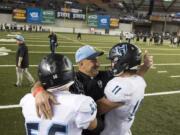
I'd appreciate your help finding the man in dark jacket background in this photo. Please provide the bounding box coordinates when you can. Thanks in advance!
[48,31,58,53]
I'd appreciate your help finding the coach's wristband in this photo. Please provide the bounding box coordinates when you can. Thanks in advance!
[33,86,44,97]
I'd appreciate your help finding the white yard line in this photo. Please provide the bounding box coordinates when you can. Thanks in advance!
[5,50,180,56]
[0,104,20,109]
[157,71,168,73]
[151,54,180,55]
[0,65,38,67]
[141,48,180,51]
[0,44,83,48]
[9,51,76,54]
[1,90,180,109]
[170,75,180,78]
[1,63,180,67]
[144,90,180,96]
[60,35,85,45]
[0,64,94,67]
[0,41,115,45]
[2,43,180,50]
[154,63,180,66]
[47,35,106,52]
[2,44,180,53]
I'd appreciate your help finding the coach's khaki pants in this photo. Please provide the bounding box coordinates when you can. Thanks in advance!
[16,67,35,86]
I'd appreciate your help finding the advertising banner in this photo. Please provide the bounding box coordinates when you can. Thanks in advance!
[56,11,85,20]
[176,12,180,17]
[72,13,85,20]
[110,18,119,28]
[60,8,83,13]
[12,9,26,21]
[87,15,98,27]
[172,18,180,22]
[150,15,164,21]
[56,11,71,19]
[71,8,83,13]
[98,15,110,29]
[150,15,172,22]
[26,8,42,23]
[42,10,55,24]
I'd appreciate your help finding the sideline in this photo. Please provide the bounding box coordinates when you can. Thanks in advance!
[1,63,180,67]
[1,90,180,109]
[3,50,180,56]
[1,43,180,50]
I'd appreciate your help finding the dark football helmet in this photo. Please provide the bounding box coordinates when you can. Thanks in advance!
[108,42,142,76]
[38,54,74,89]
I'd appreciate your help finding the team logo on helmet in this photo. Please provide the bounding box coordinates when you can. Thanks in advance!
[110,44,128,59]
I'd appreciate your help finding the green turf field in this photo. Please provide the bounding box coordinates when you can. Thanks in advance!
[0,31,180,135]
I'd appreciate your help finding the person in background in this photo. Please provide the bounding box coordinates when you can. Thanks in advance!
[23,24,26,31]
[172,36,178,48]
[20,54,97,135]
[77,32,82,40]
[149,34,153,46]
[178,36,180,47]
[48,31,58,54]
[143,35,147,42]
[160,34,164,45]
[0,24,3,31]
[14,35,35,87]
[119,31,123,43]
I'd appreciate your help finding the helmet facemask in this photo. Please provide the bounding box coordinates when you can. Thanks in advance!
[110,56,129,76]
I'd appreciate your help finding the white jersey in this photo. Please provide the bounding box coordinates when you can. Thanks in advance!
[20,91,97,135]
[101,75,146,135]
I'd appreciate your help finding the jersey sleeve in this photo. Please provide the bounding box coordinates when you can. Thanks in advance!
[75,96,97,129]
[104,80,132,103]
[19,93,32,107]
[20,93,38,121]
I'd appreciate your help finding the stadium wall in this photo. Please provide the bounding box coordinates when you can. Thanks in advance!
[0,13,12,23]
[165,23,180,33]
[0,13,127,35]
[119,23,133,32]
[151,22,180,33]
[55,19,88,28]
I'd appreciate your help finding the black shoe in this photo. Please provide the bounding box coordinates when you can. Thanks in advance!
[14,84,21,87]
[29,83,34,87]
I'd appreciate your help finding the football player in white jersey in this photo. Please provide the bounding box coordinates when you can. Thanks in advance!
[20,54,97,135]
[101,43,147,135]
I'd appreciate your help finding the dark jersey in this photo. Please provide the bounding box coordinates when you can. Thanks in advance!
[16,43,29,68]
[69,71,113,135]
[48,34,57,43]
[70,71,113,102]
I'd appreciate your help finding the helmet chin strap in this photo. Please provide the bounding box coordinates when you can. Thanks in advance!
[112,63,128,76]
[129,65,139,70]
[113,71,124,76]
[47,81,74,92]
[113,65,139,77]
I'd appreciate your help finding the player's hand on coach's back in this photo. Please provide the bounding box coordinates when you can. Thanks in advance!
[31,81,59,119]
[35,90,58,119]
